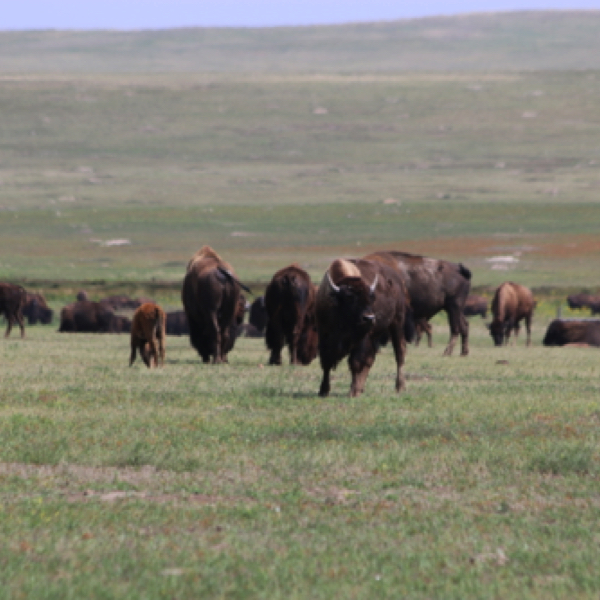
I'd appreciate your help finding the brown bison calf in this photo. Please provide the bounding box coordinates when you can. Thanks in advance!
[129,302,166,368]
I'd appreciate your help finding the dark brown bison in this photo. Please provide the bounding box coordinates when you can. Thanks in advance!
[363,251,471,356]
[489,282,535,346]
[165,310,189,336]
[248,296,267,335]
[182,246,248,364]
[567,293,600,314]
[316,258,414,397]
[543,319,600,347]
[130,302,166,368]
[463,294,488,318]
[22,292,54,325]
[0,283,27,338]
[76,290,89,302]
[414,319,433,348]
[58,300,127,333]
[264,264,318,366]
[224,293,247,355]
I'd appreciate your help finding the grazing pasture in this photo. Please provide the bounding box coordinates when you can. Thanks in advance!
[1,321,600,597]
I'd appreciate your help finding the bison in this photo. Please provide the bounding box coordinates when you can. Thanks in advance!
[463,294,488,318]
[316,258,414,397]
[182,246,248,364]
[264,264,318,366]
[363,251,471,356]
[567,293,600,315]
[0,283,27,338]
[543,319,600,347]
[58,300,127,333]
[165,310,189,336]
[23,292,54,325]
[488,282,535,346]
[130,302,166,368]
[99,294,150,311]
[248,296,267,335]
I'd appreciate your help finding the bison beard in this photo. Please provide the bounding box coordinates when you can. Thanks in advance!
[316,259,414,398]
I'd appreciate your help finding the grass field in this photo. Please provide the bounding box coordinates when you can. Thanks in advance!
[2,11,600,597]
[2,320,600,598]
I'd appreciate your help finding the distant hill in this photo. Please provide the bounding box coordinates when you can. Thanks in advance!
[1,11,600,73]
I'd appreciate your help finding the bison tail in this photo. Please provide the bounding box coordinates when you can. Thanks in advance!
[404,306,417,344]
[459,264,472,280]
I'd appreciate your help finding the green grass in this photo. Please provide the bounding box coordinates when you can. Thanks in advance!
[1,321,600,597]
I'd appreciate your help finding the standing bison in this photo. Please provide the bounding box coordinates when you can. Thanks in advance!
[363,251,471,356]
[488,282,535,346]
[0,283,27,338]
[130,302,166,368]
[316,258,414,397]
[182,246,248,364]
[264,264,318,365]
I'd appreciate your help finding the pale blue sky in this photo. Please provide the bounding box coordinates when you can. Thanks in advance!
[3,1,600,29]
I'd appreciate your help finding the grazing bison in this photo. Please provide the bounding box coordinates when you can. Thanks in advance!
[248,296,267,335]
[0,283,27,338]
[316,258,414,397]
[182,246,247,364]
[264,264,318,366]
[543,319,600,347]
[363,251,471,356]
[488,282,535,346]
[58,300,126,333]
[567,293,600,315]
[414,319,433,348]
[130,302,166,368]
[165,310,189,336]
[464,294,488,318]
[22,292,54,325]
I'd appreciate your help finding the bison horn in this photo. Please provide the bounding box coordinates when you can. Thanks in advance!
[369,274,378,293]
[326,271,340,293]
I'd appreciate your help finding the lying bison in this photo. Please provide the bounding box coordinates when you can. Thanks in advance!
[567,293,600,315]
[23,292,54,325]
[182,246,249,364]
[489,282,535,346]
[165,310,189,336]
[464,294,488,318]
[130,302,166,368]
[0,282,27,338]
[363,251,471,356]
[265,264,318,366]
[316,258,414,397]
[58,300,129,333]
[543,319,600,347]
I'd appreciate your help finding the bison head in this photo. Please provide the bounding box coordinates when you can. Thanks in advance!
[326,271,378,335]
[488,321,506,346]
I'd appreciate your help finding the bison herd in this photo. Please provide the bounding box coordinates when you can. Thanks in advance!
[2,245,600,395]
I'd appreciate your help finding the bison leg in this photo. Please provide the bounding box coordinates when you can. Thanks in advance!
[390,324,407,392]
[348,339,376,397]
[129,339,137,366]
[265,320,283,365]
[444,306,469,356]
[147,337,159,368]
[319,364,332,397]
[525,314,532,347]
[16,312,25,338]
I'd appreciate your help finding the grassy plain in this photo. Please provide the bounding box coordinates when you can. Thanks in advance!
[1,321,600,598]
[1,70,600,288]
[2,12,600,598]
